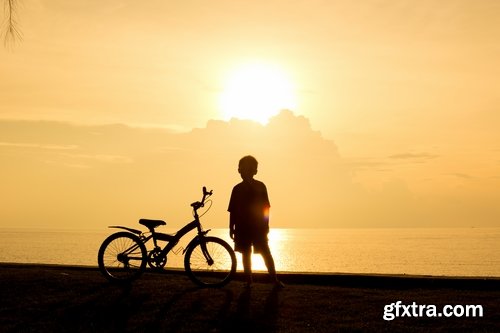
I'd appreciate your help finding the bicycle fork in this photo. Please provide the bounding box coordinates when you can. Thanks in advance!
[185,233,214,266]
[200,239,214,266]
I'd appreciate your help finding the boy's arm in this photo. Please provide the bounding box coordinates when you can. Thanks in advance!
[264,206,270,234]
[229,213,236,240]
[262,183,271,233]
[228,187,236,239]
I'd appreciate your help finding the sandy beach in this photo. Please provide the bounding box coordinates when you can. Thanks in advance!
[1,263,499,332]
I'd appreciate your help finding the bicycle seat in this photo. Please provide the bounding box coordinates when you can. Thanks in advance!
[139,219,166,229]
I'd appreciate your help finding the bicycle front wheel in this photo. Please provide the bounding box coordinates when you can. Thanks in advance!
[98,232,147,283]
[184,236,236,287]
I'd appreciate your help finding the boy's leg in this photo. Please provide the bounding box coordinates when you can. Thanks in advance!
[241,248,253,285]
[261,246,285,288]
[261,246,277,279]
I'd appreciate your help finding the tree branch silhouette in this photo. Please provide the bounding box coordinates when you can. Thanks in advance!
[2,0,22,48]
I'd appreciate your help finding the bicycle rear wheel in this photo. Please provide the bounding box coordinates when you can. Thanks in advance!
[184,236,236,287]
[98,232,147,282]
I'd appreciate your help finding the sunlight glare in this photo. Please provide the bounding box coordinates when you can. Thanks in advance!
[220,63,297,124]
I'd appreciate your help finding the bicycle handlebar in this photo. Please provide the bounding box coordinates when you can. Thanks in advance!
[191,186,213,210]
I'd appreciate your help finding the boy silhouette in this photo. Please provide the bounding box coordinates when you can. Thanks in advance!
[228,155,284,288]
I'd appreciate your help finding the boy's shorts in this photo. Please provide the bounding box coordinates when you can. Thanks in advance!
[234,232,269,254]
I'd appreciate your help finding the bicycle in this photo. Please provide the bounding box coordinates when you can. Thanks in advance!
[97,187,237,287]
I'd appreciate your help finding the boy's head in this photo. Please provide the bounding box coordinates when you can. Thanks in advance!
[238,155,258,180]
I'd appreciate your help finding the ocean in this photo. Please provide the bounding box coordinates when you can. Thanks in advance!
[0,227,499,277]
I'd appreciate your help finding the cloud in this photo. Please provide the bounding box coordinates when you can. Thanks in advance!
[346,151,440,174]
[0,112,351,229]
[446,173,474,179]
[1,111,499,229]
[388,152,439,160]
[0,142,78,150]
[61,153,133,164]
[345,158,390,172]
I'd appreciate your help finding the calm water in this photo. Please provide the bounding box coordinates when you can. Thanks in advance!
[0,228,499,277]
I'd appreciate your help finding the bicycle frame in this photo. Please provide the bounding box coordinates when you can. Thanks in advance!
[156,219,205,259]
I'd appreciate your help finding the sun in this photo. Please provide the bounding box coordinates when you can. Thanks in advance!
[220,63,297,124]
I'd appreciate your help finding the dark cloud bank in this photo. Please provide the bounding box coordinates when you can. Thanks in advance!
[1,111,498,229]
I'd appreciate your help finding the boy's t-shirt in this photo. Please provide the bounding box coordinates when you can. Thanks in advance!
[228,179,270,238]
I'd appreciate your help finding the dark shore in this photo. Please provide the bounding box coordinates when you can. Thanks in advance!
[1,263,499,332]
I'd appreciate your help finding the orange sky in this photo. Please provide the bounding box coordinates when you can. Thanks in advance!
[1,1,499,229]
